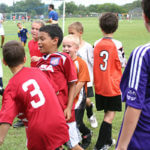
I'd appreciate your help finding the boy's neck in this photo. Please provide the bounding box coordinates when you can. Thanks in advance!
[10,64,24,75]
[103,32,113,38]
[72,55,77,61]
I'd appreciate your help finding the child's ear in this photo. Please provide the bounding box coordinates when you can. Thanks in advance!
[24,56,27,63]
[53,37,59,44]
[2,59,7,66]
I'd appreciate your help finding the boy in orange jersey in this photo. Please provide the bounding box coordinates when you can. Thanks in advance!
[93,12,126,150]
[63,34,92,149]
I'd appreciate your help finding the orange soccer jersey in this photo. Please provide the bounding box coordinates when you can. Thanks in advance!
[73,56,90,109]
[94,38,122,97]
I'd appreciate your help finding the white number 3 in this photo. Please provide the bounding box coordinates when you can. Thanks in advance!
[22,79,45,108]
[100,51,109,71]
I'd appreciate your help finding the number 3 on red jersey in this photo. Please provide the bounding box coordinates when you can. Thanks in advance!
[100,50,109,71]
[22,79,45,108]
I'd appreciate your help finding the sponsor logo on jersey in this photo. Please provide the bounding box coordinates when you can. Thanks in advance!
[50,57,60,66]
[39,64,54,72]
[127,89,137,101]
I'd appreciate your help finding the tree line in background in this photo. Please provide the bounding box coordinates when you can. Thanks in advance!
[0,0,141,18]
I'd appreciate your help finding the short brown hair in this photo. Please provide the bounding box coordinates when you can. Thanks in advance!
[3,40,25,67]
[99,12,118,34]
[68,22,84,33]
[142,0,150,21]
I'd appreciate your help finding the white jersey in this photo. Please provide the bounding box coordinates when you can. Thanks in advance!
[0,13,4,35]
[77,41,94,87]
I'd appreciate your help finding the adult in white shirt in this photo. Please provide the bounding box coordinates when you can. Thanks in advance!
[0,13,5,48]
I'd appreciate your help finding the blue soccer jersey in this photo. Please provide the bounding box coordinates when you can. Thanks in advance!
[48,10,58,21]
[118,43,150,149]
[18,28,28,42]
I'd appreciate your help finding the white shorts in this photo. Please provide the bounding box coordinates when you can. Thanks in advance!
[66,121,82,149]
[0,25,4,35]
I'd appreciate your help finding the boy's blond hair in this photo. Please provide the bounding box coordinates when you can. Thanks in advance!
[63,34,80,48]
[32,20,45,27]
[68,22,83,33]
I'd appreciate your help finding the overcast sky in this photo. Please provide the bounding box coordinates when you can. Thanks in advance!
[0,0,138,7]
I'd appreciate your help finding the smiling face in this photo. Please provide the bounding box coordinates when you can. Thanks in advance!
[62,39,78,60]
[38,31,58,54]
[31,22,42,41]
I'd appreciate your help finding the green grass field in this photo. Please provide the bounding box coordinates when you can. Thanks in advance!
[0,18,149,150]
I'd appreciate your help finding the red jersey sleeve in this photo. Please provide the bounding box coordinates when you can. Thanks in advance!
[0,85,18,125]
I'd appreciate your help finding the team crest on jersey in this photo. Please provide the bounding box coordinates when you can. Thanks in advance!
[50,57,60,66]
[127,89,137,101]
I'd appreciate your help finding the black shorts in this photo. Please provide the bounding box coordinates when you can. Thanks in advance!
[95,94,122,112]
[87,87,94,97]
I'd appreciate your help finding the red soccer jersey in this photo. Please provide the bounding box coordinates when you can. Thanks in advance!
[37,52,77,122]
[94,38,122,97]
[28,40,44,67]
[0,67,69,150]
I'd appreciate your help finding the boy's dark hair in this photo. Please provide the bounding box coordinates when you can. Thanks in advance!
[142,0,150,21]
[39,25,63,48]
[99,12,118,34]
[3,40,25,67]
[49,4,54,9]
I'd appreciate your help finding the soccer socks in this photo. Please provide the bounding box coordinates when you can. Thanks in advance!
[86,103,93,118]
[95,121,112,149]
[0,78,4,96]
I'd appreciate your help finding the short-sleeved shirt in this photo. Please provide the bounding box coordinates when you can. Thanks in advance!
[36,52,77,122]
[117,43,150,149]
[0,67,69,150]
[48,10,58,21]
[73,56,90,109]
[0,13,4,35]
[77,42,94,87]
[18,27,28,41]
[28,40,44,67]
[93,37,125,97]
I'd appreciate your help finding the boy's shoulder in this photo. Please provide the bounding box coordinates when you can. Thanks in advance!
[94,38,122,49]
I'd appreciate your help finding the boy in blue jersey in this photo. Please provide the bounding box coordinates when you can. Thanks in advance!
[116,0,150,150]
[17,22,29,47]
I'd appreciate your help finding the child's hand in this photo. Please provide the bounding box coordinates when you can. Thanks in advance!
[31,56,41,62]
[64,107,72,121]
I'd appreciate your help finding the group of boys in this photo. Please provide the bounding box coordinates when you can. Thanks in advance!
[0,0,150,150]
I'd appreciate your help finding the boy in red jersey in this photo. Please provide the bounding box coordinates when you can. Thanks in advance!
[13,21,46,128]
[37,25,80,149]
[0,40,69,150]
[93,12,126,150]
[28,20,45,67]
[63,34,92,149]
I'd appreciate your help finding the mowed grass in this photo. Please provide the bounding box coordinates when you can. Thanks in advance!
[0,18,149,150]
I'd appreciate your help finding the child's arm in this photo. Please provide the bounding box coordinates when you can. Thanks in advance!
[116,106,141,150]
[74,81,85,98]
[64,82,76,121]
[0,123,10,146]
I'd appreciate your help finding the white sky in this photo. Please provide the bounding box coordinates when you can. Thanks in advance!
[0,0,137,7]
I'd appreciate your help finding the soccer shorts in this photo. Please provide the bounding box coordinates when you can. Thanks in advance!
[0,26,4,35]
[21,39,27,44]
[66,121,82,149]
[95,94,122,111]
[87,86,94,97]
